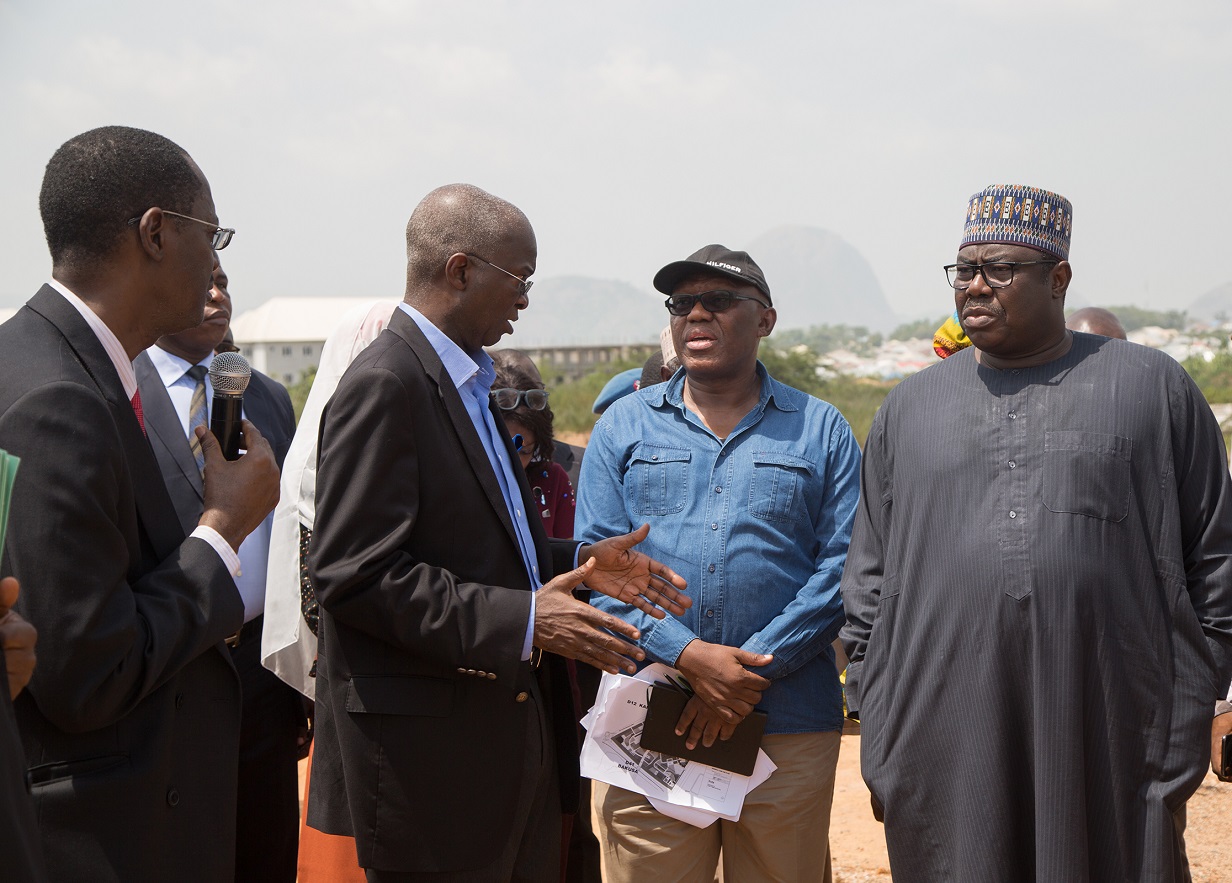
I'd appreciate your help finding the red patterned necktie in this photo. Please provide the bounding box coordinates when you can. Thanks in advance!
[131,389,147,436]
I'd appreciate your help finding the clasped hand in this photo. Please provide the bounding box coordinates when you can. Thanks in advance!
[673,639,772,749]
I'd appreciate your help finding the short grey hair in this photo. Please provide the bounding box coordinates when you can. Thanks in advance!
[405,183,529,285]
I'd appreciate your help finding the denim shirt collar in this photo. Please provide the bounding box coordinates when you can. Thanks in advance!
[651,361,800,423]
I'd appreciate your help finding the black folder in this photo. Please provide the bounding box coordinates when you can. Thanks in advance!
[639,685,767,776]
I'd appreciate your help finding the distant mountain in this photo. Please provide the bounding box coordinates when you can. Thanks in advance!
[508,275,664,347]
[1188,281,1232,322]
[748,226,899,332]
[510,227,898,346]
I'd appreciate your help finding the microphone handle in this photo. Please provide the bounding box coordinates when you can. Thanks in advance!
[211,394,244,461]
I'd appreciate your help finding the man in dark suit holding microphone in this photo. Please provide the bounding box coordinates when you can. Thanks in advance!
[136,257,303,882]
[0,125,280,881]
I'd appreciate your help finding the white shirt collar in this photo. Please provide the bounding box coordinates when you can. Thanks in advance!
[47,278,138,400]
[147,344,213,389]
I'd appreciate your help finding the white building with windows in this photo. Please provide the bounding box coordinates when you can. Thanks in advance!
[229,297,374,385]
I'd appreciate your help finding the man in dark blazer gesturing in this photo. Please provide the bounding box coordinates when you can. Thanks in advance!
[307,183,690,882]
[136,257,303,883]
[0,126,280,881]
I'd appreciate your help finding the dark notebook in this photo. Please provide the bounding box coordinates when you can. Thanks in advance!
[640,684,767,776]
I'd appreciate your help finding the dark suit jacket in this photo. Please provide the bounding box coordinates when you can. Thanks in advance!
[0,672,46,882]
[135,350,301,883]
[0,286,245,882]
[307,308,579,874]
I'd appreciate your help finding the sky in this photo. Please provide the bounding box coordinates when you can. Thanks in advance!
[1,0,1228,324]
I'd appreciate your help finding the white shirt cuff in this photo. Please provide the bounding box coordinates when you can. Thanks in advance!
[522,592,536,661]
[190,526,260,622]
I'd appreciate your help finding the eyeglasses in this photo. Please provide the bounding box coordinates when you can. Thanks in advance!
[128,210,235,250]
[467,254,533,297]
[490,388,549,410]
[664,290,769,316]
[943,260,1057,290]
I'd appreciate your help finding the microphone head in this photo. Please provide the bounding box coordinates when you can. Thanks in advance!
[209,351,252,396]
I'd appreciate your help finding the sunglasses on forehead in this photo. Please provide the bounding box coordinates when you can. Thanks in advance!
[490,388,549,411]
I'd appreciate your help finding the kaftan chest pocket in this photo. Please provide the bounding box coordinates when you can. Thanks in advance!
[627,445,691,516]
[1043,430,1131,522]
[749,452,815,522]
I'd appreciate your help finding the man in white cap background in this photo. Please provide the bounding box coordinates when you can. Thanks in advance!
[841,185,1232,881]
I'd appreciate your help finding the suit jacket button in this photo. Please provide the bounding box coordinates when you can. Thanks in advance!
[487,673,497,680]
[456,668,466,674]
[515,691,529,703]
[167,788,180,807]
[467,669,477,676]
[476,670,487,678]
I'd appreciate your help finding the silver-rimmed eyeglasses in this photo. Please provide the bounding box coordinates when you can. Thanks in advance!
[467,254,533,297]
[128,210,235,250]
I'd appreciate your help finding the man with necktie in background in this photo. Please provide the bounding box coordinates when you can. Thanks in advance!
[136,257,302,882]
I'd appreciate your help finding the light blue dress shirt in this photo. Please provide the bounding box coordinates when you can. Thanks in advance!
[577,364,862,734]
[398,304,541,657]
[146,345,270,622]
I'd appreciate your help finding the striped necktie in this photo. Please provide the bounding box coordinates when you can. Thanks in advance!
[186,364,209,475]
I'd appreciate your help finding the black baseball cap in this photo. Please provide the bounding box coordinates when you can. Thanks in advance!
[652,244,772,305]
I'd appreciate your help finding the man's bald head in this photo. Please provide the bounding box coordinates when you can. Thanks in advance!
[405,184,532,288]
[1066,307,1127,340]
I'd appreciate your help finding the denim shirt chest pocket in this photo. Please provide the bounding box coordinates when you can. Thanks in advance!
[1043,430,1132,522]
[627,444,692,516]
[748,451,815,522]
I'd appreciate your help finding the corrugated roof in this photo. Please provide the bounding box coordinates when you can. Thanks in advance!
[230,297,380,344]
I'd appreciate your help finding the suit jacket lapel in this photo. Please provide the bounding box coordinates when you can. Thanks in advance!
[134,352,206,513]
[388,311,522,553]
[26,287,189,563]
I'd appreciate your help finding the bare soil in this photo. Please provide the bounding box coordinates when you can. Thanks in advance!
[830,735,1232,882]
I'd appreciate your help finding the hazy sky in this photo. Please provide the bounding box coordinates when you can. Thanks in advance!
[1,0,1227,323]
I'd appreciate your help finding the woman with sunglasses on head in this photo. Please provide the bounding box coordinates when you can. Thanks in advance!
[492,363,575,539]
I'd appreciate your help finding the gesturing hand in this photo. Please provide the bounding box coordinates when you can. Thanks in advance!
[675,639,772,725]
[581,524,690,620]
[535,559,647,675]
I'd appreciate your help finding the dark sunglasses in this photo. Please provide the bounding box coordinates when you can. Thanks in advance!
[665,290,769,316]
[490,388,549,411]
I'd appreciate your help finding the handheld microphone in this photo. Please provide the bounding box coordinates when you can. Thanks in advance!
[208,352,252,460]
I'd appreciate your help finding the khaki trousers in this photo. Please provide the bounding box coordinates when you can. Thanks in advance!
[592,730,841,883]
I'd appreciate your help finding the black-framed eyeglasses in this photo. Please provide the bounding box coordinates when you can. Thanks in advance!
[467,254,533,297]
[943,260,1057,290]
[491,388,549,411]
[664,290,769,316]
[127,210,235,250]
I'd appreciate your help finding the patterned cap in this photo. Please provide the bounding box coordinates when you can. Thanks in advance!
[960,184,1072,260]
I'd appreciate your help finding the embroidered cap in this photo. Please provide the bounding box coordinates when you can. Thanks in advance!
[653,244,772,305]
[960,184,1073,260]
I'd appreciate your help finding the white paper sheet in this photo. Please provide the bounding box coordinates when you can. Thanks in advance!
[580,665,776,828]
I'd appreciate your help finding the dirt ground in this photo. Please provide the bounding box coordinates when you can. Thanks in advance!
[829,735,1232,882]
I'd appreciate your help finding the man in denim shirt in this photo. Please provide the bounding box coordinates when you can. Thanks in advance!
[577,244,862,882]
